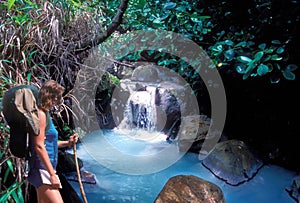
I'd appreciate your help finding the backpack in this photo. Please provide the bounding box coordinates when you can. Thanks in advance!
[2,85,50,159]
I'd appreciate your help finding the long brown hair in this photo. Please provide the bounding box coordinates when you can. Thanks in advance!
[38,80,65,111]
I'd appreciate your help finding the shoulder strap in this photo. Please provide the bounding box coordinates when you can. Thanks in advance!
[45,111,51,132]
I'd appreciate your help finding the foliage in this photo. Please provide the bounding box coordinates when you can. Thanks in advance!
[0,75,26,203]
[116,0,299,84]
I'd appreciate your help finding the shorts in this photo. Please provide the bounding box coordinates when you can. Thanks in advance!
[27,168,62,189]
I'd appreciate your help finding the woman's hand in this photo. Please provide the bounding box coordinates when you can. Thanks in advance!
[58,132,79,148]
[68,133,79,147]
[50,174,61,189]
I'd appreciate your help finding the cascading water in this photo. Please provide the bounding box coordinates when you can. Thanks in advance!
[124,86,157,131]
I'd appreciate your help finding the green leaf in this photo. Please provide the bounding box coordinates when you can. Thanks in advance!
[7,0,16,10]
[163,2,176,10]
[176,6,187,12]
[153,18,162,24]
[285,64,298,72]
[237,56,252,63]
[27,73,32,84]
[29,49,38,59]
[282,70,296,80]
[191,12,200,22]
[235,41,247,47]
[17,186,25,203]
[271,54,282,61]
[199,16,211,19]
[265,48,274,54]
[243,63,256,79]
[224,49,234,60]
[11,190,19,203]
[276,47,284,54]
[224,40,234,46]
[0,76,11,84]
[262,55,271,62]
[4,159,14,183]
[0,182,24,203]
[254,51,264,61]
[258,43,266,50]
[275,63,281,70]
[257,64,269,76]
[236,64,247,74]
[247,41,255,46]
[0,59,12,64]
[212,44,223,52]
[271,40,281,45]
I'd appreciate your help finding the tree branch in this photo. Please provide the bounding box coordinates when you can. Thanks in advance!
[75,0,129,54]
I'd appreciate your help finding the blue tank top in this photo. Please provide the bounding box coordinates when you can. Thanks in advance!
[30,117,58,170]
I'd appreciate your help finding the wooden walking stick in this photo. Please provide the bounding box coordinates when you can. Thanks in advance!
[73,138,88,203]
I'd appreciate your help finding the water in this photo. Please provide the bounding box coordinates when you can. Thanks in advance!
[67,129,296,203]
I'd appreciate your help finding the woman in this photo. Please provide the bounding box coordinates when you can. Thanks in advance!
[27,80,78,203]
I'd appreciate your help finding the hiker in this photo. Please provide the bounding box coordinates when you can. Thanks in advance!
[27,80,78,203]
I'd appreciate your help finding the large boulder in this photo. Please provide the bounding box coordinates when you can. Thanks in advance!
[202,139,263,186]
[155,175,226,203]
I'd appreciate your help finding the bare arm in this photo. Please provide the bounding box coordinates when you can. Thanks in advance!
[58,133,78,148]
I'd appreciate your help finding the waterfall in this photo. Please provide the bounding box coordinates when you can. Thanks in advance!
[123,86,157,131]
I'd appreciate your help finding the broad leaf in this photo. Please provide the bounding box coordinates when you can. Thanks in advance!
[285,64,298,72]
[258,43,266,50]
[276,47,284,54]
[271,54,282,61]
[282,70,296,80]
[257,64,269,76]
[271,40,281,44]
[163,2,176,10]
[237,56,252,63]
[254,51,264,61]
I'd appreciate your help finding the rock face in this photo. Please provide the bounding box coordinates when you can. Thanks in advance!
[286,175,300,202]
[155,175,226,203]
[202,139,263,186]
[178,115,211,152]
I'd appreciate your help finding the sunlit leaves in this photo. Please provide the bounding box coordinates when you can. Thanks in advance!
[237,56,252,63]
[163,2,176,10]
[7,0,16,10]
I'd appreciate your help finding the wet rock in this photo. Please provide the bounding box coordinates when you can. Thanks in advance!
[286,175,300,202]
[57,151,83,173]
[155,175,226,203]
[178,115,211,152]
[131,65,159,82]
[202,139,263,186]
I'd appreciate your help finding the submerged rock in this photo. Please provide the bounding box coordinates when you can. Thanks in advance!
[202,139,263,186]
[155,175,226,203]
